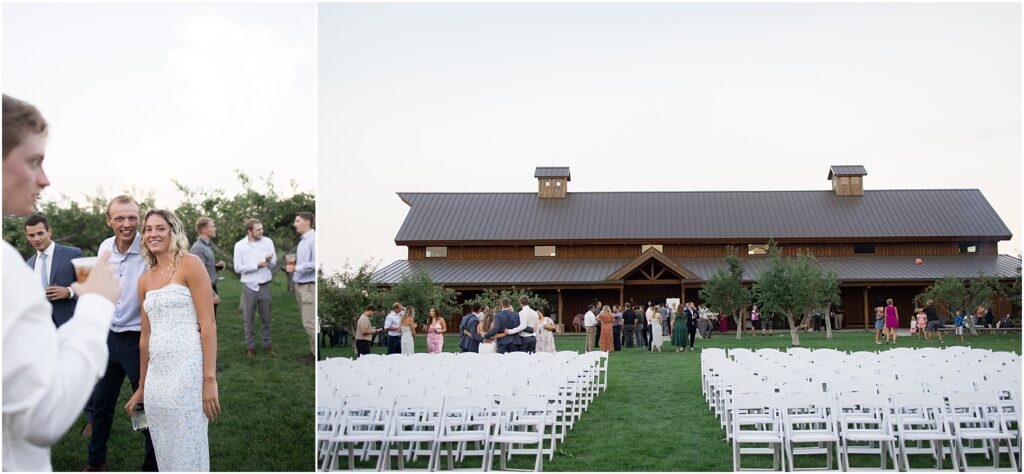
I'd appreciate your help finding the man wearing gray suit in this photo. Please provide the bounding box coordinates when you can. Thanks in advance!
[484,298,523,353]
[24,214,82,328]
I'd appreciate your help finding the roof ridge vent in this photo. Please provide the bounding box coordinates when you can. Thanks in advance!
[828,165,866,197]
[535,166,570,199]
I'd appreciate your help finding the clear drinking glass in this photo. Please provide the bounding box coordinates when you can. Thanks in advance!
[130,403,149,432]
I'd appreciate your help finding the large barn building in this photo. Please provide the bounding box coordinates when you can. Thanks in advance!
[375,166,1020,330]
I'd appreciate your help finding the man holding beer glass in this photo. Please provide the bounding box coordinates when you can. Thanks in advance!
[2,94,124,471]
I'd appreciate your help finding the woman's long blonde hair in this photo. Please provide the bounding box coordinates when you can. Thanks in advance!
[141,209,191,278]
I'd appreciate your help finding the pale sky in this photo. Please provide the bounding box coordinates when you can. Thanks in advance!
[3,3,316,208]
[319,3,1022,275]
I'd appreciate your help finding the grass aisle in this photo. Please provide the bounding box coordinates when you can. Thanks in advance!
[322,329,1021,471]
[51,272,314,472]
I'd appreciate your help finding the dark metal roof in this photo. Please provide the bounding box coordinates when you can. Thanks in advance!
[534,167,571,179]
[828,165,868,179]
[373,254,1022,285]
[373,258,626,286]
[394,190,1012,243]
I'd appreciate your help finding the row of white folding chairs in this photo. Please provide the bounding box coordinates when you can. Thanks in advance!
[318,393,560,471]
[709,363,1022,470]
[731,389,1020,471]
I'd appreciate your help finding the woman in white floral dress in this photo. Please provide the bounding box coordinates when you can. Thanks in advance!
[126,210,220,471]
[535,311,557,353]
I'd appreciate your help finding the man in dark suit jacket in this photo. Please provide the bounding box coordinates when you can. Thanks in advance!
[484,298,522,353]
[24,214,82,327]
[459,303,484,352]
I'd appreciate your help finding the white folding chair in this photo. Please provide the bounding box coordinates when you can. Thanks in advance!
[835,391,898,471]
[323,394,394,471]
[780,392,841,471]
[731,393,786,471]
[379,395,446,470]
[891,392,959,471]
[947,391,1020,471]
[432,395,493,471]
[486,396,547,472]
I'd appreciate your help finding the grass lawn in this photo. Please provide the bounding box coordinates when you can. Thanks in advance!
[322,329,1022,471]
[51,272,314,472]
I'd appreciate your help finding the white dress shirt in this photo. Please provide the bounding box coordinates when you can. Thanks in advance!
[233,236,277,292]
[584,310,597,327]
[646,307,655,324]
[508,305,538,338]
[33,241,55,285]
[3,241,115,472]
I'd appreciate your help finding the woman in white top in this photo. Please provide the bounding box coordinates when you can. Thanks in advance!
[650,311,664,352]
[400,307,416,355]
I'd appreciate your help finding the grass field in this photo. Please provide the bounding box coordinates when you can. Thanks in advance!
[322,329,1022,471]
[51,272,314,472]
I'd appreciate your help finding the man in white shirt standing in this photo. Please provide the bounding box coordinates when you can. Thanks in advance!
[583,304,597,353]
[2,94,123,471]
[507,295,538,353]
[234,218,277,357]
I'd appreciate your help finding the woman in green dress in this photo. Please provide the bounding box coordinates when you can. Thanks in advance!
[671,304,687,352]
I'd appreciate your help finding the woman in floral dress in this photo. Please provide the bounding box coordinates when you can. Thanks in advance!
[535,310,557,353]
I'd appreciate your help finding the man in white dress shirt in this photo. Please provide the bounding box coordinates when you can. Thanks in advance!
[506,295,538,353]
[583,304,597,353]
[2,94,123,471]
[234,218,277,357]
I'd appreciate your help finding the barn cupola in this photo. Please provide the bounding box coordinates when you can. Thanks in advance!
[535,167,571,198]
[828,165,867,197]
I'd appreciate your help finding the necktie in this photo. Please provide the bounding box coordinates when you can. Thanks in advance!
[39,253,49,287]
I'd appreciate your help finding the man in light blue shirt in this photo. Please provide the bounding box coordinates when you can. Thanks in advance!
[85,195,157,471]
[292,212,316,362]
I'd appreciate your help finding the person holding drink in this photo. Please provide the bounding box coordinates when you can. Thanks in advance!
[2,94,126,471]
[233,218,277,357]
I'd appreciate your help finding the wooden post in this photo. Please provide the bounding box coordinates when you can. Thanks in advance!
[862,287,869,328]
[557,289,563,328]
[619,286,624,307]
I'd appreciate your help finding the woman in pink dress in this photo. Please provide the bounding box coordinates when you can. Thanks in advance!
[535,310,557,353]
[719,313,729,333]
[426,307,446,353]
[884,298,899,344]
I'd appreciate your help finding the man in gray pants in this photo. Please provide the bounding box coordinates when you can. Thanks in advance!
[234,218,278,357]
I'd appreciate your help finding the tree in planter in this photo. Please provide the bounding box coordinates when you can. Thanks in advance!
[380,271,461,327]
[753,244,837,346]
[699,249,751,340]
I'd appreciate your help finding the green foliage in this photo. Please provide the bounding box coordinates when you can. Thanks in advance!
[699,248,751,339]
[753,243,839,346]
[916,273,1010,322]
[381,271,461,324]
[3,192,156,256]
[316,261,384,329]
[2,173,313,270]
[1012,266,1022,308]
[464,288,552,315]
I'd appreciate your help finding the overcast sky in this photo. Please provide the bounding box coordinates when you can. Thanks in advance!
[319,3,1021,274]
[3,3,316,210]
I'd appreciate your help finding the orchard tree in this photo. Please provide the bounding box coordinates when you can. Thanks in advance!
[699,248,751,340]
[464,288,552,316]
[817,270,842,340]
[753,244,837,346]
[380,271,461,326]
